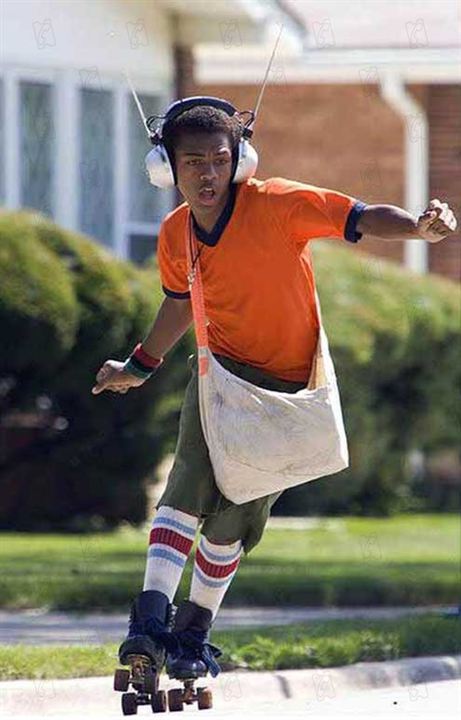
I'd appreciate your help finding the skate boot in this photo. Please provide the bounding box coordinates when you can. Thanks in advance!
[164,600,222,711]
[114,590,174,715]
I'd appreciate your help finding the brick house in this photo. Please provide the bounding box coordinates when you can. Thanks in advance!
[1,1,458,279]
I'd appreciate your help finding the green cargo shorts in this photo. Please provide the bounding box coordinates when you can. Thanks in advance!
[156,353,306,555]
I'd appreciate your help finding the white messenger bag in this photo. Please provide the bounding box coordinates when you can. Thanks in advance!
[185,218,349,505]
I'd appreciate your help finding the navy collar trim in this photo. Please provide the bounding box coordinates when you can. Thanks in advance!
[192,184,237,247]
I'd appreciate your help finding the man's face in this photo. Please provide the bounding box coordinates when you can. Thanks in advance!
[174,131,234,213]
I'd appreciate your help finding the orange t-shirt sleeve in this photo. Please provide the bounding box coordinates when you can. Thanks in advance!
[157,223,190,299]
[268,179,366,251]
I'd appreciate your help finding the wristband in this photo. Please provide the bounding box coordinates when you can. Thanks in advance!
[133,343,163,369]
[124,343,164,380]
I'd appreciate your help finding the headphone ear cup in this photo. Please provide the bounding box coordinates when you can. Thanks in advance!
[232,139,258,183]
[145,144,175,188]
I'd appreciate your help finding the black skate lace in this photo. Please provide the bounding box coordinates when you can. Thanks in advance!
[152,629,222,678]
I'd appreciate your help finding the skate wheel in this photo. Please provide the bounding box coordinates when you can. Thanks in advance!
[144,669,158,694]
[197,687,213,710]
[151,690,167,713]
[114,668,130,692]
[167,688,184,712]
[122,692,138,715]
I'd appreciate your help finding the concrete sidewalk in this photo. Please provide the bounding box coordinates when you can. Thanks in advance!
[0,605,456,645]
[1,655,460,718]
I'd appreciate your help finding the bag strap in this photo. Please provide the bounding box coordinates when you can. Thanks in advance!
[185,211,327,387]
[185,214,210,376]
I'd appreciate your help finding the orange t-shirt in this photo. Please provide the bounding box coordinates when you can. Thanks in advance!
[157,177,365,383]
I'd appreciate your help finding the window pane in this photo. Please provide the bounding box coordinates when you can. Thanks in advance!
[129,233,157,265]
[128,93,172,225]
[20,82,54,215]
[79,88,113,246]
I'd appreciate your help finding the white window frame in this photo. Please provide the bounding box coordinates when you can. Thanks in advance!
[4,66,57,213]
[0,64,172,260]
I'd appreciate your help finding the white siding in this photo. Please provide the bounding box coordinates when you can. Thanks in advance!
[2,0,174,85]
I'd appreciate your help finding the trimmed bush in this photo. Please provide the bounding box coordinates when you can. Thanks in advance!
[274,242,461,516]
[0,212,78,379]
[0,211,193,530]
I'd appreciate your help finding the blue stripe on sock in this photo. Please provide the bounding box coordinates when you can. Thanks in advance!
[153,515,197,539]
[199,538,242,565]
[148,547,188,568]
[194,564,236,589]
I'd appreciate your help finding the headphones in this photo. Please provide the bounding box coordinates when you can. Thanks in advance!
[144,96,259,189]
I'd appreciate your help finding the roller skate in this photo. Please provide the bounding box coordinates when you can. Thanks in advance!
[114,590,174,715]
[164,600,222,712]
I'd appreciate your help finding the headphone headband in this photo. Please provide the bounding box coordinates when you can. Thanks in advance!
[149,96,253,145]
[163,96,238,126]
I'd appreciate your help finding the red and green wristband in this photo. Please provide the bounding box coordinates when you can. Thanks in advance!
[124,343,164,380]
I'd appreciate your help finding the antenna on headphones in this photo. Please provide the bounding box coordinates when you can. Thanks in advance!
[125,24,284,141]
[124,71,154,140]
[244,23,284,136]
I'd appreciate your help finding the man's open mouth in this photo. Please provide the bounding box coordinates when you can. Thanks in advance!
[198,186,216,201]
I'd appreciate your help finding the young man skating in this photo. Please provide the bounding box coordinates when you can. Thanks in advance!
[92,98,457,707]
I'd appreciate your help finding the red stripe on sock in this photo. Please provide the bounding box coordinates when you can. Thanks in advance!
[196,548,241,579]
[149,527,193,556]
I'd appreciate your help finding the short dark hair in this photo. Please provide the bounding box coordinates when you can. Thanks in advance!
[162,105,243,178]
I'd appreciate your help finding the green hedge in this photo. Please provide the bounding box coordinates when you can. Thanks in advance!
[0,211,459,528]
[0,213,78,378]
[274,243,461,516]
[0,211,194,530]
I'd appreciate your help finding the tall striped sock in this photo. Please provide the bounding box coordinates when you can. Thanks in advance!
[189,535,243,619]
[143,505,199,602]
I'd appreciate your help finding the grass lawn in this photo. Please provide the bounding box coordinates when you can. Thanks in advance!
[0,614,459,680]
[0,514,459,611]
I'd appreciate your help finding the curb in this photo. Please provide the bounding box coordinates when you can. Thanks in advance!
[223,654,461,704]
[0,655,460,716]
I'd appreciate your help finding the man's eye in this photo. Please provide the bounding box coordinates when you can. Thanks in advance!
[187,159,200,166]
[216,157,229,165]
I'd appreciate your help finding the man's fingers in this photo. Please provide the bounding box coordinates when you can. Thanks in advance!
[92,379,113,394]
[92,378,132,395]
[429,219,450,236]
[421,202,457,237]
[96,365,112,383]
[418,211,437,230]
[422,208,441,221]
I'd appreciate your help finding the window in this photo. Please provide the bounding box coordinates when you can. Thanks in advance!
[79,88,114,247]
[19,82,54,215]
[2,73,172,262]
[128,233,158,266]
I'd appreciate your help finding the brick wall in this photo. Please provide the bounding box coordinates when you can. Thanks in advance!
[427,85,461,281]
[173,44,195,99]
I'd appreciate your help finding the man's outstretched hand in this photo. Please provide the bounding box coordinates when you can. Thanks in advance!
[92,360,146,395]
[417,199,458,243]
